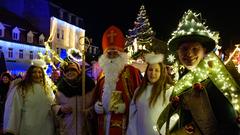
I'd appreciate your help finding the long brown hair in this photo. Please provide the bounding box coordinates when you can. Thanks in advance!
[134,63,173,107]
[16,65,46,97]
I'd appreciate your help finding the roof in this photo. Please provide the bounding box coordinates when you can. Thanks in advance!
[0,8,41,33]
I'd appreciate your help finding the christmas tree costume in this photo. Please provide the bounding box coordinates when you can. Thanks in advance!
[157,10,240,135]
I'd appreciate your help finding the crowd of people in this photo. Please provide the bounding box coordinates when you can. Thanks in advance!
[0,10,240,135]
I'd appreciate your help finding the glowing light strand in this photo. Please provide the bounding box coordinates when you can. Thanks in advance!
[172,52,240,112]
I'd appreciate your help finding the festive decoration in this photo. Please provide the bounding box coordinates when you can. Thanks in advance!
[67,48,82,62]
[144,52,164,64]
[172,52,240,112]
[167,10,217,52]
[184,123,195,134]
[125,5,154,60]
[193,82,205,92]
[225,44,240,73]
[167,54,176,63]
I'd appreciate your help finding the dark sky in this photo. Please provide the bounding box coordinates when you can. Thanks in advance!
[51,0,240,51]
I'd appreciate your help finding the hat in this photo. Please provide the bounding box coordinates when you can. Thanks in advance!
[31,59,47,69]
[168,10,217,52]
[102,25,125,52]
[144,52,164,64]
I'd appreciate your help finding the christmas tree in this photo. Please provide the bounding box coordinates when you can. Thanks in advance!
[125,5,155,60]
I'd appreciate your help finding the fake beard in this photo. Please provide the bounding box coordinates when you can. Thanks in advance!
[98,52,128,112]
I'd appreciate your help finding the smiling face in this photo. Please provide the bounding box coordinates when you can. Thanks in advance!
[177,41,206,70]
[2,76,10,84]
[147,63,161,84]
[32,67,44,83]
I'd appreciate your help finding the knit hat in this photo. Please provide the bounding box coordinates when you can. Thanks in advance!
[168,10,217,52]
[102,25,125,53]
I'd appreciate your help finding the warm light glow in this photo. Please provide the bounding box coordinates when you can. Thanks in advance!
[172,52,240,112]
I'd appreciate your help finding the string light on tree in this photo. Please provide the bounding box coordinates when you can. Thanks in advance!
[125,5,154,61]
[225,44,240,73]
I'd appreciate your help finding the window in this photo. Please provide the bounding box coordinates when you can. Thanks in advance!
[93,47,97,54]
[12,27,20,40]
[19,49,23,59]
[89,46,92,53]
[59,9,64,19]
[61,29,64,39]
[56,48,60,54]
[8,48,13,58]
[37,51,41,59]
[0,23,5,37]
[29,51,33,59]
[57,28,60,39]
[39,34,45,44]
[27,31,34,43]
[68,14,72,22]
[75,18,79,26]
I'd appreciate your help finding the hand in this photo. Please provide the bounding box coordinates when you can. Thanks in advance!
[112,103,126,114]
[60,104,72,114]
[94,101,104,114]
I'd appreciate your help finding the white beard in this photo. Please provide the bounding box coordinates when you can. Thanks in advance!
[98,52,128,112]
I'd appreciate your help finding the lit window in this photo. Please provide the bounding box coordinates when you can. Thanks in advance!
[12,27,20,40]
[27,31,34,43]
[19,49,23,59]
[30,51,33,59]
[8,48,13,58]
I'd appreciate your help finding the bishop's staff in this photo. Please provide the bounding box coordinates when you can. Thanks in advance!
[78,36,92,134]
[78,36,91,112]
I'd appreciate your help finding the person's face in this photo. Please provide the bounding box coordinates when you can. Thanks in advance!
[177,42,206,70]
[64,68,80,80]
[51,71,60,80]
[2,76,10,84]
[32,67,43,83]
[105,48,120,59]
[147,63,161,84]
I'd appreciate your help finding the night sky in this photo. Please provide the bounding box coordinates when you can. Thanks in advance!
[51,0,240,51]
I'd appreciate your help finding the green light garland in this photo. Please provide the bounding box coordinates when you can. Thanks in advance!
[172,52,240,112]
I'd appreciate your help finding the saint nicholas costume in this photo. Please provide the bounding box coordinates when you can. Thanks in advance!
[94,26,142,135]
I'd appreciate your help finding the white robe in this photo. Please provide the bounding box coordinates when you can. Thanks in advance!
[127,84,178,135]
[4,83,55,135]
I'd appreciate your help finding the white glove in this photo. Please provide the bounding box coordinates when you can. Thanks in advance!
[113,103,126,114]
[94,101,104,114]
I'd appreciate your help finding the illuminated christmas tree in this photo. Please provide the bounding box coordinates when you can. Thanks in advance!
[125,5,155,60]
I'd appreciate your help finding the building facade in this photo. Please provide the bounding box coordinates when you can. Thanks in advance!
[0,0,99,75]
